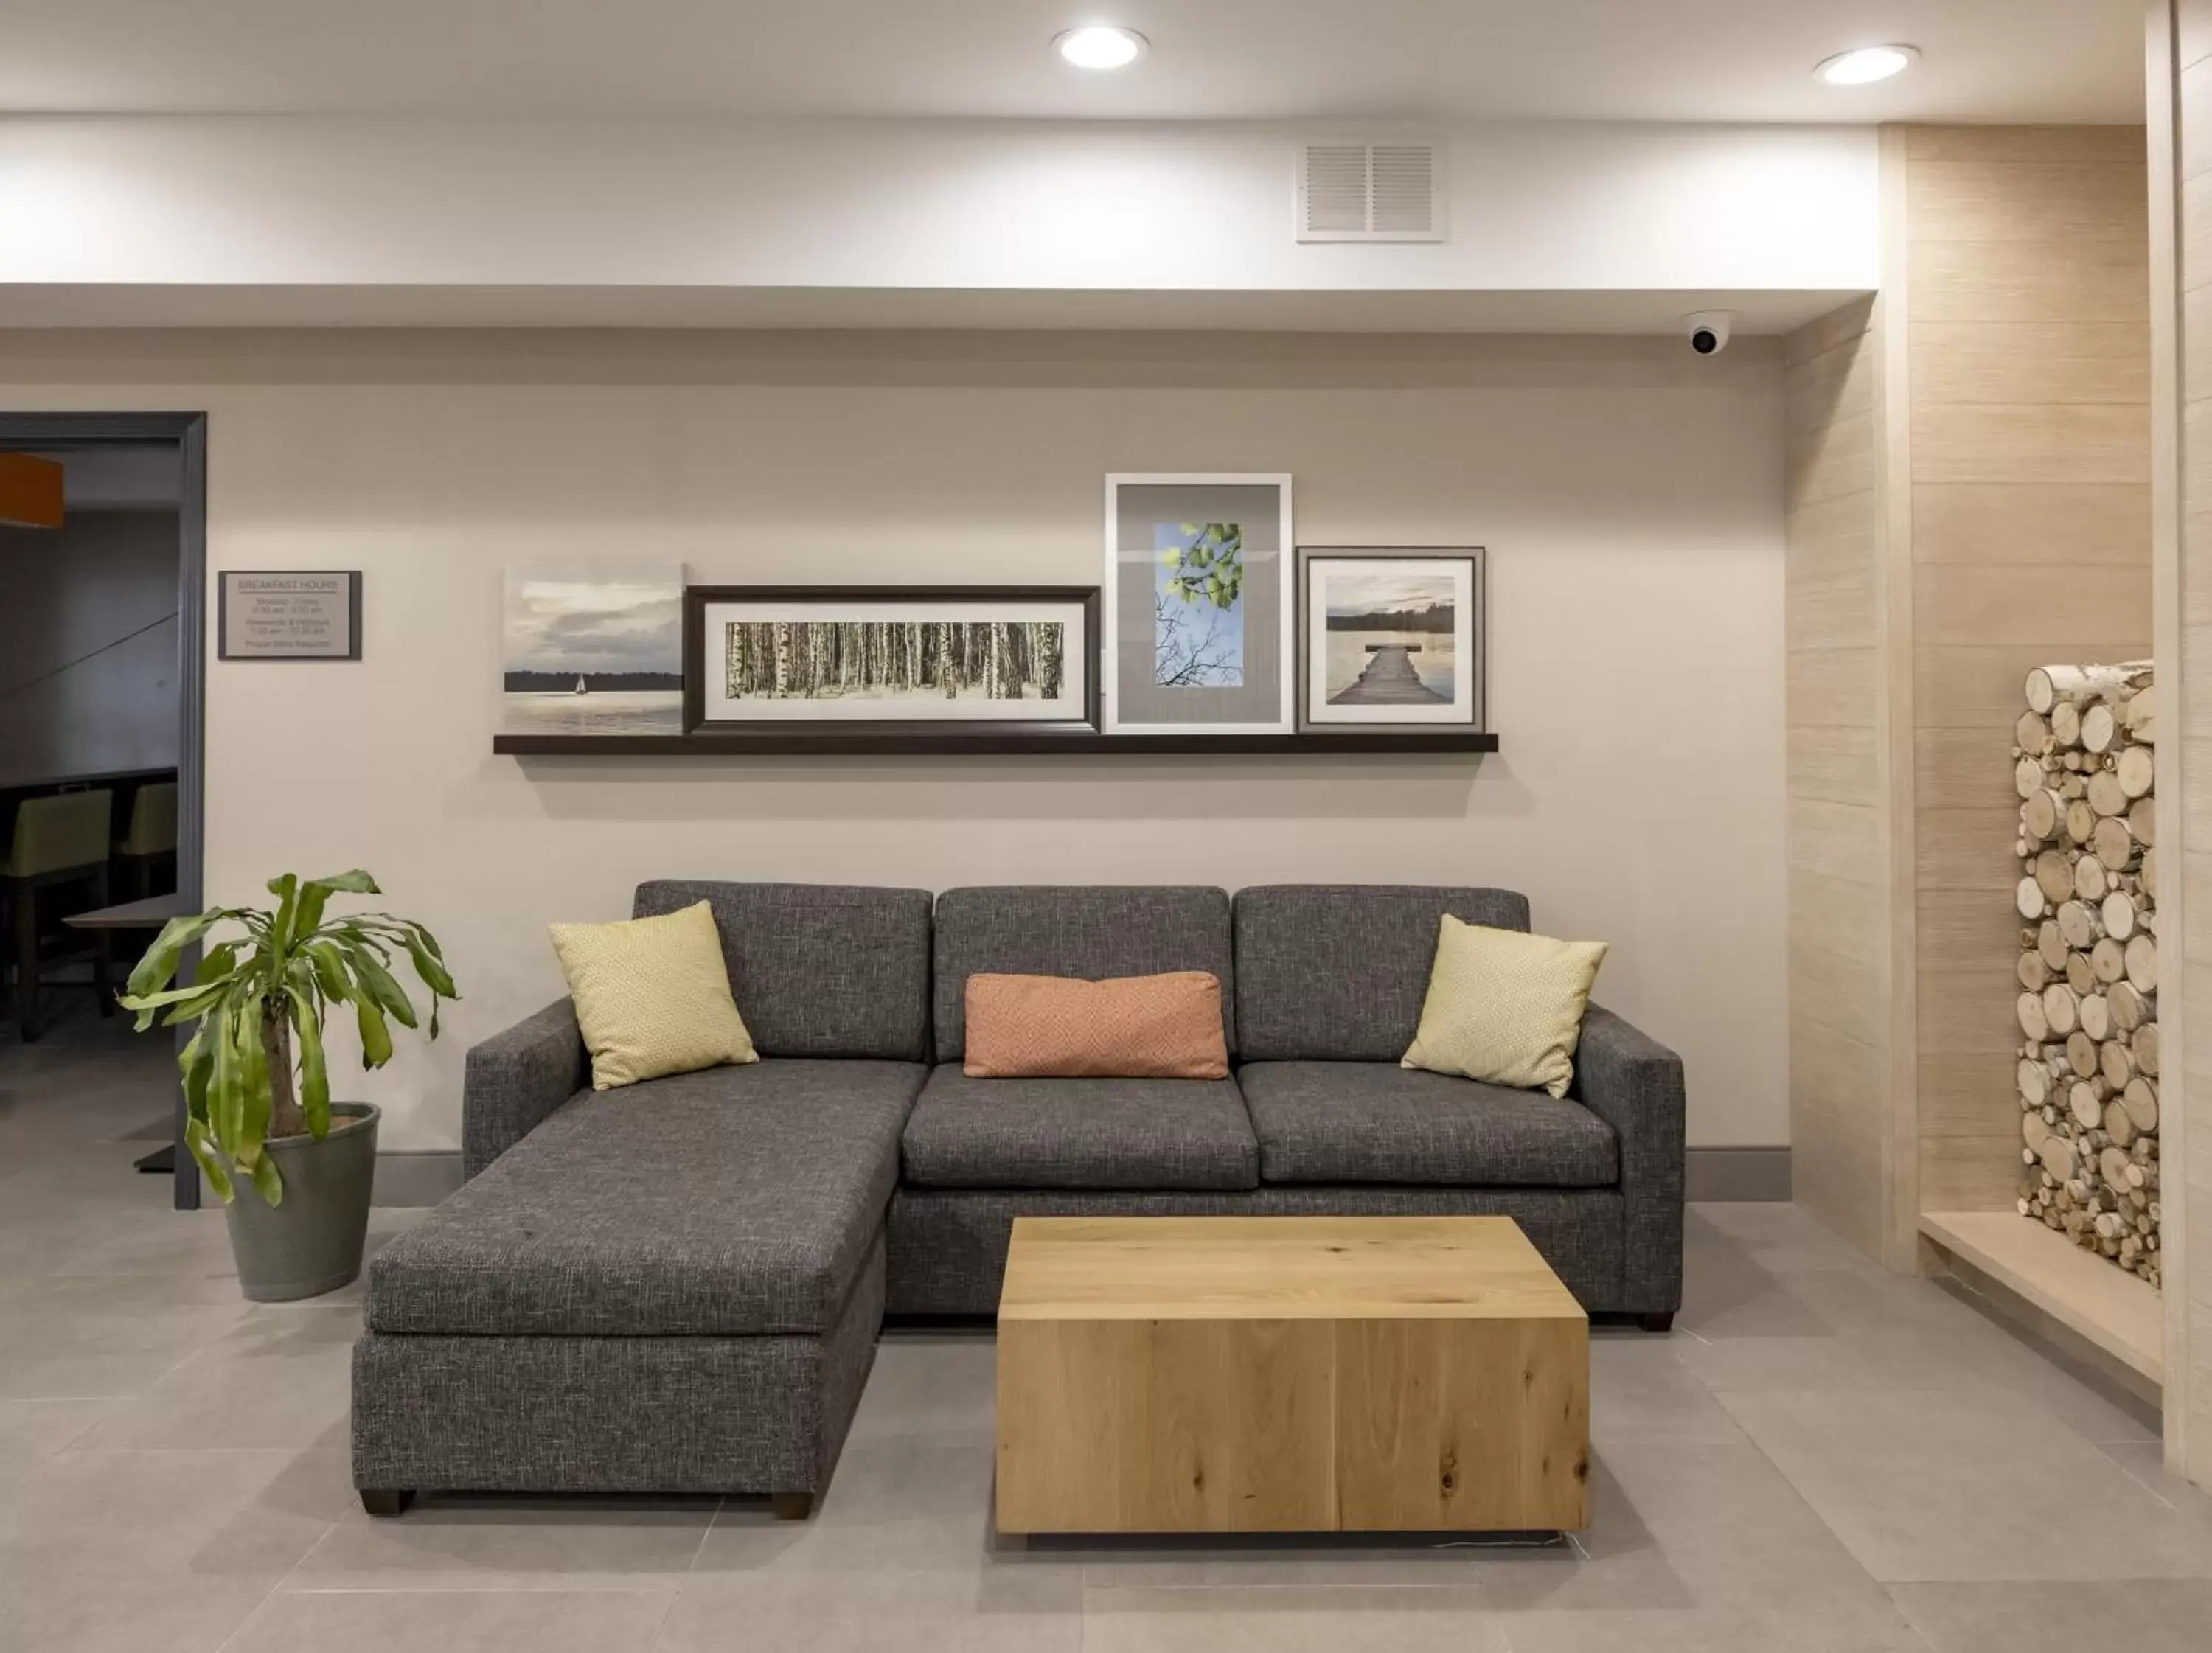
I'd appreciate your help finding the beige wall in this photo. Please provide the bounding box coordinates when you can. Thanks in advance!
[0,328,1789,1152]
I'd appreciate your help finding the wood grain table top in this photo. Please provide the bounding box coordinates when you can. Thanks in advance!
[998,1214,1586,1323]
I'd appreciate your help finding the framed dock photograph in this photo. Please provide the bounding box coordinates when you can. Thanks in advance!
[1298,548,1484,730]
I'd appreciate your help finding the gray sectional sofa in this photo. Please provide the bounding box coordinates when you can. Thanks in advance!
[352,881,1685,1518]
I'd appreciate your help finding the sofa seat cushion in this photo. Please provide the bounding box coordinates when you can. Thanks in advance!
[901,1065,1259,1191]
[1239,1061,1618,1189]
[366,1059,927,1337]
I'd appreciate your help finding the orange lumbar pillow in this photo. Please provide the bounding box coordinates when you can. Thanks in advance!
[963,971,1229,1079]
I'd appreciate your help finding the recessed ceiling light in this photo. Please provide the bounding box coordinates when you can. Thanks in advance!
[1815,44,1919,86]
[1054,25,1148,71]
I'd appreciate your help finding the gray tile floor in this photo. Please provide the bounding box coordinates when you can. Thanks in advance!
[5,1004,2212,1651]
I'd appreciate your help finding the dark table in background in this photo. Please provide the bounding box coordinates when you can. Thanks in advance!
[63,891,190,1175]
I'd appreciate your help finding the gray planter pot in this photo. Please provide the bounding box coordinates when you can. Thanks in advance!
[223,1103,380,1302]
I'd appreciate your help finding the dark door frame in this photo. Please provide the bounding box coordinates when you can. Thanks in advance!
[0,412,209,1208]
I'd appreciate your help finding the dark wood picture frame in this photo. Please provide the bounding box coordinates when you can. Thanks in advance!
[1295,546,1486,733]
[217,569,363,661]
[682,585,1104,744]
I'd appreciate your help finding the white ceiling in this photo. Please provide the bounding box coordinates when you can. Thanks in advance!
[0,1,2145,123]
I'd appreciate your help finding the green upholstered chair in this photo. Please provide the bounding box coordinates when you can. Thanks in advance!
[116,779,179,899]
[1,789,116,1042]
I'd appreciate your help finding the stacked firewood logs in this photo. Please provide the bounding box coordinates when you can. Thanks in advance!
[2012,661,2160,1286]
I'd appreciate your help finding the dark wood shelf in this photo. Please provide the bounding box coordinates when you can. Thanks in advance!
[493,728,1499,758]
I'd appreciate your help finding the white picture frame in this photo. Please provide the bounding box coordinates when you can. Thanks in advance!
[1103,473,1295,736]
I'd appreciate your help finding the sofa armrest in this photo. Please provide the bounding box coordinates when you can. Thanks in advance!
[462,998,588,1180]
[1573,1003,1686,1314]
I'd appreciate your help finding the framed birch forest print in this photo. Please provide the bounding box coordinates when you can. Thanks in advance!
[686,587,1100,731]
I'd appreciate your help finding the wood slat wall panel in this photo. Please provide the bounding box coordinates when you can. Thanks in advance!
[1915,726,2025,810]
[1788,407,1878,508]
[1908,324,2152,406]
[1788,794,1884,884]
[1905,124,2152,1219]
[1906,161,2157,245]
[1920,1135,2026,1211]
[1790,723,1880,806]
[1912,483,2150,564]
[1920,1055,2029,1132]
[1913,403,2152,486]
[1916,640,2153,729]
[1910,240,2149,324]
[1913,563,2152,646]
[1791,936,1890,1050]
[1785,299,1893,1262]
[1788,644,1880,726]
[1790,863,1888,972]
[1914,805,2017,892]
[1906,125,2151,166]
[1784,295,1879,369]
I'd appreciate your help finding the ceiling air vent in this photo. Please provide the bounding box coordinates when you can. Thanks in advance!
[1295,139,1444,243]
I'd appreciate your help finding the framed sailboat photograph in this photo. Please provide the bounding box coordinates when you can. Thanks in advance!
[501,563,684,735]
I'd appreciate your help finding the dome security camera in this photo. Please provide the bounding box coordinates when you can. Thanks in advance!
[1685,310,1736,356]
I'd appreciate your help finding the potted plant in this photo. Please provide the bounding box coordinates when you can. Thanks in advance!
[120,871,457,1301]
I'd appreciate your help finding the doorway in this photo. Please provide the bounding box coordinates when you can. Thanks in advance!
[0,414,208,1209]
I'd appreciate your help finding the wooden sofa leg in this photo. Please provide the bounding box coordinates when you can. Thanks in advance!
[1638,1312,1675,1334]
[771,1491,814,1521]
[360,1489,415,1517]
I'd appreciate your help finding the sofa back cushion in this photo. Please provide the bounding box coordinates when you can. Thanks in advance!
[964,971,1231,1079]
[631,880,933,1061]
[1233,884,1532,1062]
[933,886,1234,1062]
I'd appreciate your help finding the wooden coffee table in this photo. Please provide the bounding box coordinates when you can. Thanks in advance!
[994,1214,1588,1534]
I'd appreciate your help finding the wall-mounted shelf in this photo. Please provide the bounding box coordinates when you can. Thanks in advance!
[493,730,1499,758]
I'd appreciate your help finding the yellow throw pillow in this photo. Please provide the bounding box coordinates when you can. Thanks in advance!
[1402,915,1609,1099]
[549,901,759,1090]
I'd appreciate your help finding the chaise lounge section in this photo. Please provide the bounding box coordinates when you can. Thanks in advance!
[351,881,933,1517]
[353,878,1685,1515]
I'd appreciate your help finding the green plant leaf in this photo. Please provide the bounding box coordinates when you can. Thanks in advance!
[356,996,394,1068]
[156,981,236,1029]
[180,1026,214,1127]
[125,909,226,998]
[306,942,352,1003]
[287,983,330,1138]
[247,1151,284,1208]
[397,928,458,1000]
[307,870,380,896]
[266,874,299,954]
[235,1006,272,1163]
[209,1004,245,1153]
[185,1121,234,1205]
[119,979,228,1015]
[294,869,378,940]
[344,944,419,1030]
